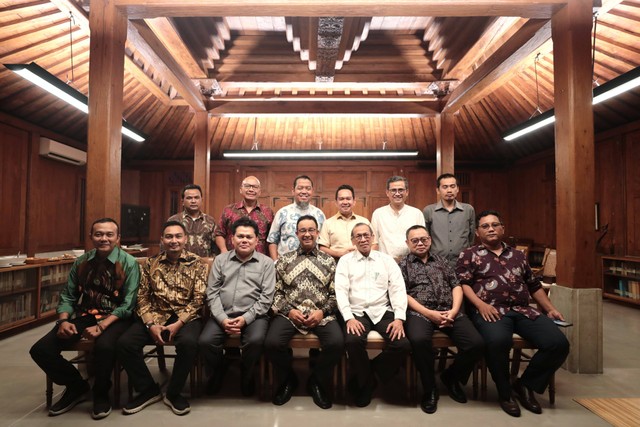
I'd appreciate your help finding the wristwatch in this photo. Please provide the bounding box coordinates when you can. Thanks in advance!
[55,319,69,326]
[145,322,155,330]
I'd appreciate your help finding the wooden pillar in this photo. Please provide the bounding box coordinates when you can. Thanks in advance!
[85,0,127,238]
[193,111,211,207]
[552,0,596,289]
[435,112,455,176]
[551,0,601,374]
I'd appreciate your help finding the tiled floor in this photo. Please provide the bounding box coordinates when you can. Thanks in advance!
[1,300,638,427]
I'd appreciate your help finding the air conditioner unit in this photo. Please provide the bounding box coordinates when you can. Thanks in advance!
[39,137,87,166]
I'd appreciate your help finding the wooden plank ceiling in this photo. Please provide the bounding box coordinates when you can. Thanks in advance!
[1,0,640,165]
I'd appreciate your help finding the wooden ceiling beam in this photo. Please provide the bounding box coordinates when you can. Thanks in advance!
[206,100,440,116]
[123,55,172,105]
[143,17,207,78]
[114,0,567,19]
[128,19,206,111]
[442,18,551,113]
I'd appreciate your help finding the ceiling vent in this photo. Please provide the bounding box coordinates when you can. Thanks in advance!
[39,137,86,166]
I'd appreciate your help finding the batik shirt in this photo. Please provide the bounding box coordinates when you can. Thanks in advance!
[399,252,458,320]
[168,210,218,257]
[272,247,337,333]
[456,243,543,319]
[58,247,139,320]
[267,203,326,256]
[137,250,207,325]
[215,201,274,255]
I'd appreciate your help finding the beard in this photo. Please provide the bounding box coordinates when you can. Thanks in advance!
[296,201,310,209]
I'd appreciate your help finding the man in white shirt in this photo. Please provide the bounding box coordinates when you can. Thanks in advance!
[335,223,410,407]
[371,176,425,262]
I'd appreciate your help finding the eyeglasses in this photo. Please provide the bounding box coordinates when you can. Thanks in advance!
[353,233,372,241]
[297,228,317,234]
[478,222,503,230]
[388,188,406,194]
[409,237,431,245]
[242,183,260,190]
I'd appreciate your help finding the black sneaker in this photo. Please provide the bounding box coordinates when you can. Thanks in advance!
[163,394,190,415]
[91,396,112,420]
[49,381,90,416]
[122,385,162,415]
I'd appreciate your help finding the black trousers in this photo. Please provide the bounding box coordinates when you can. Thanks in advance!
[343,311,411,389]
[405,313,484,392]
[30,315,131,399]
[198,316,269,380]
[264,316,344,390]
[472,310,570,400]
[117,318,202,397]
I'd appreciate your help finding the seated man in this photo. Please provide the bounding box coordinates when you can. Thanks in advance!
[399,225,483,414]
[199,217,275,397]
[265,215,344,409]
[335,222,411,407]
[30,218,139,419]
[118,221,207,416]
[457,210,570,417]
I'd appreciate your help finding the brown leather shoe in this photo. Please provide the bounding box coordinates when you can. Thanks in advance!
[512,379,542,414]
[499,398,521,417]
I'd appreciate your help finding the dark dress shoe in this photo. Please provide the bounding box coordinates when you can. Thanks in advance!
[353,376,377,408]
[499,398,521,417]
[420,389,438,414]
[307,379,332,409]
[272,376,298,406]
[512,379,542,414]
[440,369,467,403]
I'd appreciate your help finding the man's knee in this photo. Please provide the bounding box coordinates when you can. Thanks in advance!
[388,336,411,352]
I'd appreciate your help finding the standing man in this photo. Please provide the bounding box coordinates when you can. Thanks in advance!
[199,217,276,397]
[215,176,274,255]
[265,215,344,409]
[118,221,207,416]
[457,210,570,417]
[267,175,325,260]
[30,218,139,419]
[318,184,377,259]
[371,176,425,262]
[400,225,483,414]
[335,223,410,407]
[423,173,475,266]
[168,184,218,257]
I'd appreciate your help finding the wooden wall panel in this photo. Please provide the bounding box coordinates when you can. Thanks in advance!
[209,170,233,223]
[594,137,626,255]
[625,132,640,256]
[139,170,166,245]
[121,170,141,205]
[0,123,28,256]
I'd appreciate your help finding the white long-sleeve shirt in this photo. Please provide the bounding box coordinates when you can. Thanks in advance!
[335,249,407,324]
[371,204,425,260]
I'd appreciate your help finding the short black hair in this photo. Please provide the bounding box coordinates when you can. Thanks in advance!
[436,173,456,187]
[181,184,202,198]
[231,217,259,236]
[162,220,187,235]
[293,175,314,188]
[405,224,429,239]
[386,175,408,190]
[476,210,503,227]
[296,215,318,229]
[335,184,355,200]
[90,218,119,235]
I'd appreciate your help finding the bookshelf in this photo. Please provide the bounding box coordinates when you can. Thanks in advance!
[0,260,73,337]
[601,256,640,306]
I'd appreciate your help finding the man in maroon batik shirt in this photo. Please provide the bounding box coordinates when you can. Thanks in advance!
[457,210,569,418]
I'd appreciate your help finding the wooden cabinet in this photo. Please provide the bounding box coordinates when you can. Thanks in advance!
[601,256,640,306]
[0,260,73,337]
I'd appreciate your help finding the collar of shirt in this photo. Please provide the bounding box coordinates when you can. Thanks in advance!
[86,246,121,264]
[230,249,259,263]
[476,241,510,255]
[335,212,357,221]
[234,200,263,211]
[406,252,436,264]
[181,210,204,221]
[353,249,382,262]
[158,250,198,265]
[434,200,464,212]
[296,246,320,257]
